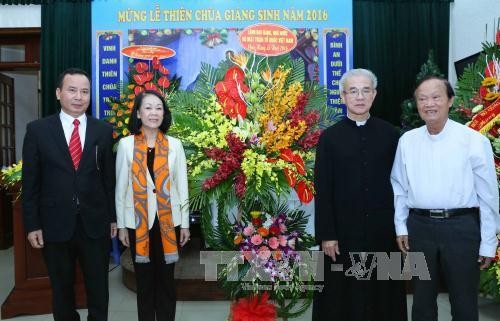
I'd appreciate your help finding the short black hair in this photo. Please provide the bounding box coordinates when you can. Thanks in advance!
[128,90,172,135]
[414,75,455,99]
[57,68,91,89]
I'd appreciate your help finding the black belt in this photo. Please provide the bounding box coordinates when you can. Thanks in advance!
[410,207,479,219]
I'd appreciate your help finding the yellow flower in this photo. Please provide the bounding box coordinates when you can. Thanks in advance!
[250,211,261,218]
[231,53,248,69]
[261,68,272,83]
[481,77,498,87]
[484,92,500,101]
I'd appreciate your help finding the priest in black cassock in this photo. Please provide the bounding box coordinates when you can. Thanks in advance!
[312,69,407,321]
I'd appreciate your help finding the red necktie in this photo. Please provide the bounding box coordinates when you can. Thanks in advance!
[69,119,82,170]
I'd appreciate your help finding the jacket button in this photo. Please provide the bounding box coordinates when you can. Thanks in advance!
[153,189,156,193]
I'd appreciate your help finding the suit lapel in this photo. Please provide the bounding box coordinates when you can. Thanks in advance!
[48,114,74,169]
[78,116,98,173]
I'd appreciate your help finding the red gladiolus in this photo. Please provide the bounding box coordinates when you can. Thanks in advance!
[203,133,247,194]
[295,180,314,204]
[135,62,148,74]
[205,147,226,161]
[231,292,276,321]
[299,129,323,150]
[234,171,247,199]
[496,29,500,46]
[158,76,170,88]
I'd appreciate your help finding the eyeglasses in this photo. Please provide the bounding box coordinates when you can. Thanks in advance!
[343,88,374,98]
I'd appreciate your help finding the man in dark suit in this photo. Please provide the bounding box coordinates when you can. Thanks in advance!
[22,68,116,321]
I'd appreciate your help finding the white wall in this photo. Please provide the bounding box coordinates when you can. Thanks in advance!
[0,5,41,28]
[0,5,41,162]
[449,0,500,85]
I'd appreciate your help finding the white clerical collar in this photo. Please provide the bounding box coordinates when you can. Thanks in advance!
[347,114,370,127]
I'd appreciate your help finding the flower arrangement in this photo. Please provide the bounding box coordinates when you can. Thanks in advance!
[166,52,326,319]
[168,52,327,220]
[0,160,22,198]
[454,36,500,183]
[479,236,500,300]
[219,204,315,320]
[105,56,180,142]
[454,29,500,300]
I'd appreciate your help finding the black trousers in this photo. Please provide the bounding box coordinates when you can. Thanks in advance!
[43,216,110,321]
[408,212,481,321]
[129,219,180,321]
[313,248,407,321]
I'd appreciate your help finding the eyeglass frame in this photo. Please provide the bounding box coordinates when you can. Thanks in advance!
[343,87,375,98]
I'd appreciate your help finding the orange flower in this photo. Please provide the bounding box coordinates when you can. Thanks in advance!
[257,227,269,237]
[272,250,283,260]
[234,234,243,245]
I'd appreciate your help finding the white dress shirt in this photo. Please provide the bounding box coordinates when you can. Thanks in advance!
[60,110,87,148]
[391,119,499,257]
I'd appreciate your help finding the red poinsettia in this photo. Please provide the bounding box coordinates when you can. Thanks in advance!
[231,292,276,321]
[214,66,249,119]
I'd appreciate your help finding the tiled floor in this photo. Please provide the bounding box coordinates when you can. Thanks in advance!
[1,246,498,321]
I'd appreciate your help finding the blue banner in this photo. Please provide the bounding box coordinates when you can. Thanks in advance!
[325,29,349,116]
[91,0,353,119]
[95,31,122,119]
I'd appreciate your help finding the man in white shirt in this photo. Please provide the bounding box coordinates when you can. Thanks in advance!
[391,76,499,321]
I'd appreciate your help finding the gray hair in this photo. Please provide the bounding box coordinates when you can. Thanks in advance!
[339,68,378,93]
